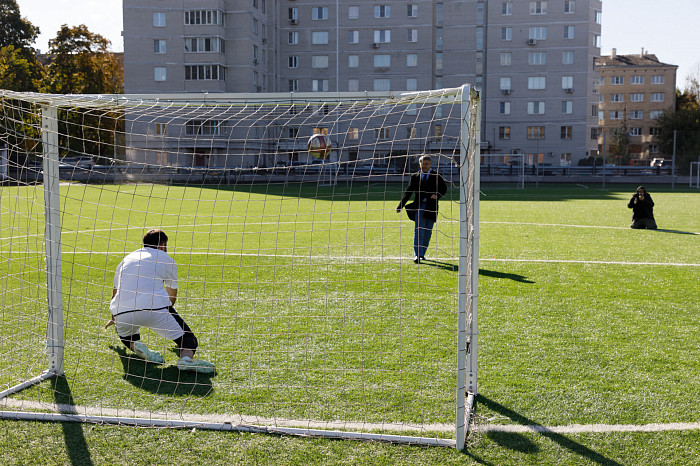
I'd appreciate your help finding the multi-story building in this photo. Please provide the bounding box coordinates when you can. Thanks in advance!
[596,49,677,163]
[123,0,602,167]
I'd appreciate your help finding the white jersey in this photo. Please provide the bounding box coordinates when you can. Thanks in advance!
[110,247,178,316]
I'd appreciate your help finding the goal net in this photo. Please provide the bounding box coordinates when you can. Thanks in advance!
[480,154,525,191]
[0,86,480,448]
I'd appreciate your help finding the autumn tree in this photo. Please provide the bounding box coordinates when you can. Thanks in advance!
[0,0,43,91]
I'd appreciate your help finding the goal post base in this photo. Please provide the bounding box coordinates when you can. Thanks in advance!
[0,370,58,401]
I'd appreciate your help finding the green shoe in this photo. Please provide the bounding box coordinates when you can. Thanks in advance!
[133,341,164,364]
[177,356,216,374]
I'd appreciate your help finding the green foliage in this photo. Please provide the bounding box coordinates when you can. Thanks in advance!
[0,0,39,52]
[41,24,123,94]
[655,105,700,174]
[0,45,43,91]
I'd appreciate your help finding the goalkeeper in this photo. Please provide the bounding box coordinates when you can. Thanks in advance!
[106,229,215,374]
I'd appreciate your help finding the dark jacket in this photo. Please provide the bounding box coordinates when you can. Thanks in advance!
[627,193,655,220]
[397,170,448,222]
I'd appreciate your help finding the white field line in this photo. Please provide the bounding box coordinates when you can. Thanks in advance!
[3,398,699,435]
[1,249,698,267]
[476,422,700,434]
[0,398,453,434]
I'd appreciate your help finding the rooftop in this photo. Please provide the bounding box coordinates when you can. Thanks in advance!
[596,49,678,68]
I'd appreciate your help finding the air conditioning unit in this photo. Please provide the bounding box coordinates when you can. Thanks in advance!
[502,89,512,95]
[290,19,298,25]
[256,85,262,92]
[527,38,536,46]
[564,88,574,93]
[371,42,379,48]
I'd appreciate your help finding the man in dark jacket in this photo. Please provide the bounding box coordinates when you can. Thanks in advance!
[396,155,448,263]
[627,186,657,229]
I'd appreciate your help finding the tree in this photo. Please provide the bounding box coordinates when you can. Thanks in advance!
[0,45,43,91]
[655,108,700,175]
[42,24,123,94]
[0,0,40,52]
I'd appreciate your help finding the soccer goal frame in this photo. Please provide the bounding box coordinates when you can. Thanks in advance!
[0,86,480,449]
[690,161,700,188]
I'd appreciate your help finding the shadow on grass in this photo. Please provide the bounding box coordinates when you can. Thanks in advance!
[479,268,535,284]
[51,376,94,466]
[475,395,622,466]
[654,228,698,235]
[420,259,458,272]
[110,346,214,397]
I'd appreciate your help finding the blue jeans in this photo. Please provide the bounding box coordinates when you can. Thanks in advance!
[413,204,435,258]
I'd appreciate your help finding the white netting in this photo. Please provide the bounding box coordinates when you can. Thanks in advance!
[0,87,479,446]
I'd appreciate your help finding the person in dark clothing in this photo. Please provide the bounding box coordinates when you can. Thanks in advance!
[627,185,657,229]
[396,155,448,263]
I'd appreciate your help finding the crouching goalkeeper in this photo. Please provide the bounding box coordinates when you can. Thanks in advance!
[106,229,215,374]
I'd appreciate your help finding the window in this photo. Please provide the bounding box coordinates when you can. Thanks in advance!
[287,128,299,139]
[501,27,512,41]
[591,104,598,117]
[630,110,643,119]
[611,76,624,85]
[374,79,390,91]
[595,10,602,24]
[288,32,299,44]
[288,56,298,68]
[253,0,258,8]
[530,1,547,14]
[594,34,601,48]
[184,10,223,25]
[650,110,663,119]
[185,65,225,80]
[312,55,328,68]
[560,126,572,139]
[261,0,266,14]
[599,77,605,85]
[529,27,547,40]
[312,7,328,20]
[185,37,224,53]
[312,79,329,92]
[562,51,574,65]
[312,31,329,44]
[348,55,359,68]
[406,78,417,91]
[374,5,390,18]
[561,101,573,114]
[408,4,418,17]
[433,125,443,140]
[649,144,659,153]
[156,151,168,165]
[651,75,665,84]
[375,127,391,140]
[651,93,664,102]
[374,54,390,67]
[155,123,167,135]
[610,94,623,102]
[153,12,166,27]
[528,76,546,89]
[407,29,418,42]
[154,67,167,81]
[438,27,445,50]
[529,52,546,65]
[629,128,642,136]
[185,120,221,136]
[630,93,644,102]
[631,76,644,85]
[252,18,258,35]
[609,110,624,120]
[348,79,359,91]
[154,40,166,54]
[527,126,545,139]
[407,127,418,139]
[374,30,391,43]
[435,53,442,73]
[591,127,599,139]
[564,26,575,39]
[499,102,511,115]
[650,127,661,137]
[288,7,298,21]
[502,2,513,15]
[348,6,359,19]
[528,101,546,114]
[288,79,298,92]
[500,77,512,90]
[501,52,512,66]
[407,54,417,67]
[348,127,360,139]
[349,30,359,43]
[562,76,573,89]
[499,126,511,140]
[564,0,575,13]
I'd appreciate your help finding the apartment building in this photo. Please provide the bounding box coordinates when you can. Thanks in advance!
[123,0,602,167]
[596,49,677,162]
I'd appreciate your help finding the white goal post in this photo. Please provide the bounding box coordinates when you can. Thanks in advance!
[690,161,700,188]
[0,86,480,449]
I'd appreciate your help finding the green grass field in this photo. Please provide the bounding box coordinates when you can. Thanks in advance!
[1,182,699,465]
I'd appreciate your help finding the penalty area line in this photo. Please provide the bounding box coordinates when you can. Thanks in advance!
[476,422,700,434]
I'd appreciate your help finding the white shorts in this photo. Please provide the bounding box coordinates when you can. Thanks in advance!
[113,307,186,341]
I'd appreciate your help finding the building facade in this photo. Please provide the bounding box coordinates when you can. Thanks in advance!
[596,49,677,163]
[123,0,602,167]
